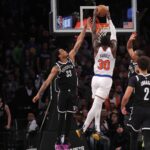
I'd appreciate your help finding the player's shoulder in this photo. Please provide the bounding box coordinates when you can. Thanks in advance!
[55,61,62,70]
[133,74,148,82]
[52,64,60,72]
[129,75,138,84]
[129,75,137,81]
[67,57,75,66]
[146,74,150,77]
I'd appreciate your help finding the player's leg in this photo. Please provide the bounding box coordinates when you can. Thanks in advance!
[94,88,110,133]
[94,98,102,133]
[58,112,72,149]
[64,113,72,138]
[83,96,103,132]
[127,106,142,150]
[94,96,104,133]
[142,109,150,150]
[65,91,77,138]
[130,130,138,150]
[142,130,150,150]
[63,112,72,149]
[63,90,77,148]
[55,91,67,147]
[83,76,101,133]
[91,95,104,141]
[76,97,100,138]
[92,78,112,140]
[76,77,98,138]
[56,113,65,143]
[55,113,66,150]
[76,76,108,139]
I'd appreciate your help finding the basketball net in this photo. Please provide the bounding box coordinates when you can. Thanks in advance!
[87,17,109,33]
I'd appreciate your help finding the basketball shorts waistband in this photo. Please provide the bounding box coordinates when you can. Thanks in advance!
[94,74,112,78]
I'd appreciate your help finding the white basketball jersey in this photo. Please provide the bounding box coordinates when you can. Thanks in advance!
[94,47,116,76]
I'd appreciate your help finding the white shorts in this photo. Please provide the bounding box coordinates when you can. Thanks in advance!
[91,76,113,99]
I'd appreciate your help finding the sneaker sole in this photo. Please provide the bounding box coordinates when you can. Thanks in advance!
[76,130,81,138]
[91,133,101,141]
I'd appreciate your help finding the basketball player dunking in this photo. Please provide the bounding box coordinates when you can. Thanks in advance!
[76,7,117,141]
[32,19,90,149]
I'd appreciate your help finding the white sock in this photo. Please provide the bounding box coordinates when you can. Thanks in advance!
[94,97,103,132]
[83,96,103,132]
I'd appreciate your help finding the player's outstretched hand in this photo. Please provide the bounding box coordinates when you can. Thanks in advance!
[32,93,40,103]
[129,32,137,41]
[121,107,128,115]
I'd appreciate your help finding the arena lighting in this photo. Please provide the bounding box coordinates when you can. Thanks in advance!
[51,0,137,33]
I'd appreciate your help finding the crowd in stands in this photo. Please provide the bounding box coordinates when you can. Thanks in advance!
[0,0,150,149]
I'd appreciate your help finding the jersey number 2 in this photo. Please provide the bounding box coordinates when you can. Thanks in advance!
[98,59,110,70]
[144,87,149,101]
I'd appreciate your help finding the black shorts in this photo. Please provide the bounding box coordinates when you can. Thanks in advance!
[127,106,150,132]
[57,89,78,113]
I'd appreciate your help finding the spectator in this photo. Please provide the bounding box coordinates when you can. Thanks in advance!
[0,95,11,149]
[108,112,129,150]
[0,96,11,129]
[13,78,37,118]
[26,112,38,148]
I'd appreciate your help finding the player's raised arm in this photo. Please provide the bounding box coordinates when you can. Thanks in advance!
[106,10,117,57]
[127,33,137,60]
[32,66,59,103]
[92,7,99,51]
[69,19,89,62]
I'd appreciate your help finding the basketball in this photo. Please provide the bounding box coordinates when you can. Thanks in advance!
[97,5,108,17]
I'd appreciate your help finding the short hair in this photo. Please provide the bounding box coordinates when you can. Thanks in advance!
[135,50,145,57]
[137,56,150,71]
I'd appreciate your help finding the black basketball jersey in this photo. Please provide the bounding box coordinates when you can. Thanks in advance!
[128,74,150,106]
[128,60,138,78]
[56,58,77,90]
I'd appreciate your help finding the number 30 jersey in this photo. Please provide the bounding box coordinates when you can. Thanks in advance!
[56,58,77,91]
[94,47,116,76]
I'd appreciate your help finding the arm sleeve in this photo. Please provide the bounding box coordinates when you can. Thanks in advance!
[109,19,117,41]
[128,76,136,87]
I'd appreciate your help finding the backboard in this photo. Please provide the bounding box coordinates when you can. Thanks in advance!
[50,0,137,33]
